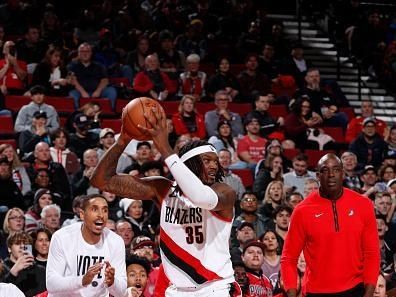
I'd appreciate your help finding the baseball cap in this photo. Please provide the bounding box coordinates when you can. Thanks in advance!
[362,165,376,175]
[387,178,396,188]
[73,113,92,128]
[237,221,255,231]
[363,117,376,126]
[34,188,52,204]
[242,239,266,254]
[30,85,46,95]
[267,139,282,151]
[33,110,47,119]
[136,141,151,150]
[99,128,115,139]
[131,236,156,250]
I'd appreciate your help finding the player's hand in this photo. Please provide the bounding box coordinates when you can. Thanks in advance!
[104,261,115,287]
[82,262,104,287]
[117,108,133,146]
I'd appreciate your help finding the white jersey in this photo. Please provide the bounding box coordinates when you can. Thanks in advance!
[46,222,127,297]
[160,189,235,289]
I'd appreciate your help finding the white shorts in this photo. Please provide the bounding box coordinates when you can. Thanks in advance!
[165,281,232,297]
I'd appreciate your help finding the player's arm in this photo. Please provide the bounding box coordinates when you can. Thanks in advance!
[46,233,84,293]
[91,127,171,203]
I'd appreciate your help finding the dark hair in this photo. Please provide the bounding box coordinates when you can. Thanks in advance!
[50,128,70,145]
[126,255,151,274]
[273,204,293,218]
[216,121,235,150]
[43,45,64,67]
[292,96,311,117]
[293,153,308,163]
[141,160,164,176]
[259,229,278,242]
[81,194,108,210]
[30,228,52,256]
[7,232,33,248]
[136,141,151,150]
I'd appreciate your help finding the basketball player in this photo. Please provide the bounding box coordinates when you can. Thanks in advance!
[91,108,237,296]
[46,194,127,297]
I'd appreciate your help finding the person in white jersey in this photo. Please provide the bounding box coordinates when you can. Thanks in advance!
[91,107,238,297]
[46,194,127,297]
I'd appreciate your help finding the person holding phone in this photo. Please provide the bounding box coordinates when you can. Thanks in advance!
[3,232,46,296]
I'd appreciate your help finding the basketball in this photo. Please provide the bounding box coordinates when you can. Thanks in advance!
[122,97,165,140]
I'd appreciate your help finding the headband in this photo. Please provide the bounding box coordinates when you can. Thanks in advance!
[180,145,218,162]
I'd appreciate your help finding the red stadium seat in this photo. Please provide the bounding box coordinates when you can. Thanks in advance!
[229,64,245,76]
[269,104,288,118]
[79,98,113,114]
[0,139,17,149]
[5,95,31,112]
[305,149,335,169]
[46,97,75,114]
[339,107,355,121]
[101,119,122,133]
[231,169,254,187]
[322,126,345,143]
[115,100,129,114]
[228,103,252,117]
[59,116,68,127]
[109,77,131,87]
[0,115,15,136]
[161,101,180,116]
[196,102,215,115]
[283,148,301,161]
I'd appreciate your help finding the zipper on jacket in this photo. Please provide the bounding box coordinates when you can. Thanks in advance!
[331,200,340,232]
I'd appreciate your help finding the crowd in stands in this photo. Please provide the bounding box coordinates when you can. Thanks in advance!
[0,0,396,296]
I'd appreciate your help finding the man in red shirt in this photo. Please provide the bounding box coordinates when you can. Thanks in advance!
[345,100,387,142]
[281,153,379,297]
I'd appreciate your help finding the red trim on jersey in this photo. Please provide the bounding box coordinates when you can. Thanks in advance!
[160,227,222,282]
[209,210,233,222]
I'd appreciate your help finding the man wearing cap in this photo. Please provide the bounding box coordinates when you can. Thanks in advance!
[360,165,379,196]
[19,110,51,155]
[241,239,273,296]
[14,85,59,133]
[237,116,267,171]
[230,221,256,262]
[205,90,244,138]
[346,100,388,143]
[349,117,387,170]
[97,128,115,159]
[122,141,153,176]
[69,113,99,160]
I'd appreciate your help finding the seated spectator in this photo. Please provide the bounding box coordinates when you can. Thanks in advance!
[284,96,322,150]
[125,255,151,297]
[208,120,247,169]
[0,144,31,195]
[14,85,59,134]
[231,192,270,248]
[349,117,387,170]
[0,41,27,95]
[386,124,396,158]
[0,208,25,259]
[175,21,208,60]
[97,127,116,159]
[285,192,303,209]
[260,230,281,289]
[254,155,284,200]
[30,228,51,268]
[115,219,134,251]
[296,68,348,129]
[132,54,177,101]
[122,141,154,176]
[259,181,287,219]
[31,46,71,96]
[206,57,240,101]
[279,42,312,88]
[282,153,316,195]
[101,191,123,223]
[341,151,362,192]
[19,110,52,156]
[0,155,24,211]
[178,54,207,101]
[67,42,117,110]
[218,149,246,201]
[230,261,250,297]
[378,164,395,185]
[25,188,53,234]
[376,216,394,273]
[345,100,387,142]
[374,273,387,297]
[237,54,271,102]
[237,117,267,171]
[258,42,279,81]
[360,165,379,196]
[49,128,80,177]
[72,149,100,196]
[171,95,206,139]
[126,35,151,74]
[229,221,256,263]
[25,142,71,209]
[245,93,284,139]
[120,198,148,238]
[205,90,244,138]
[272,205,292,254]
[68,113,99,160]
[3,232,46,296]
[303,178,319,198]
[257,139,292,174]
[241,240,273,296]
[61,195,84,228]
[40,204,60,234]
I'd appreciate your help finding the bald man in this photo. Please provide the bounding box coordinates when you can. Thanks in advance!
[281,153,380,297]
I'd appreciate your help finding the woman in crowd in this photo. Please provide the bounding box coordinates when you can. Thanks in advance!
[25,188,53,233]
[284,97,322,150]
[0,208,25,259]
[120,198,150,237]
[378,163,395,184]
[31,46,70,96]
[126,35,151,73]
[208,120,247,169]
[30,228,51,268]
[171,95,206,140]
[253,154,284,200]
[0,144,31,195]
[259,180,286,219]
[261,230,281,289]
[207,57,240,101]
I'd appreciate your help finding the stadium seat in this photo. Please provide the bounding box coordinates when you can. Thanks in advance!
[46,97,75,114]
[322,126,345,143]
[305,149,335,169]
[231,169,254,187]
[0,139,17,149]
[196,102,215,115]
[101,119,122,133]
[339,107,355,120]
[199,64,216,76]
[0,115,15,136]
[115,99,129,114]
[161,101,180,116]
[283,148,301,161]
[229,64,245,76]
[79,98,113,114]
[269,104,288,118]
[228,103,253,117]
[5,95,31,112]
[59,116,68,127]
[109,77,131,87]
